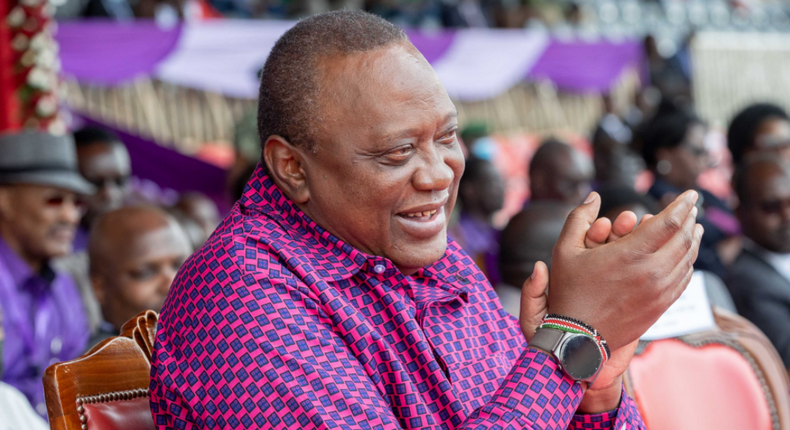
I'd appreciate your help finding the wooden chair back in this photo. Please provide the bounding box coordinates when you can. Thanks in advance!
[43,310,159,430]
[624,307,790,430]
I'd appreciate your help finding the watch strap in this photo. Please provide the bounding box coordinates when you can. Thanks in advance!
[529,327,565,353]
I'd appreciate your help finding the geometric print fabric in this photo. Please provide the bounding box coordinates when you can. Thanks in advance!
[150,164,645,429]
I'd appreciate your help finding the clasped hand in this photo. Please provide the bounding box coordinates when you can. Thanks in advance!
[518,190,703,413]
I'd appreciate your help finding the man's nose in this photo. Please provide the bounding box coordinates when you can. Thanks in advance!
[413,149,454,192]
[100,181,124,204]
[59,197,82,224]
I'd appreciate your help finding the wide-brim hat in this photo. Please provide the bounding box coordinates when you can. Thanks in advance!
[0,131,95,195]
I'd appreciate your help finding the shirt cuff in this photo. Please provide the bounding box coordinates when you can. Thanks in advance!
[489,347,584,427]
[570,389,643,430]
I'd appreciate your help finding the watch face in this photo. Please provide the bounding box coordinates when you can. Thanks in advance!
[560,335,603,381]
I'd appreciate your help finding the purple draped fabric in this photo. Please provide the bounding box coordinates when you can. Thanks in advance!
[404,30,456,64]
[528,40,643,93]
[57,21,182,85]
[76,116,229,213]
[55,21,641,95]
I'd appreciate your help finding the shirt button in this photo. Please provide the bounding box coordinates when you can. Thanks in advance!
[373,264,386,274]
[36,402,47,416]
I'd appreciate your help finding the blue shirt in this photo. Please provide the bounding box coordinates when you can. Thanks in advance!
[0,237,88,418]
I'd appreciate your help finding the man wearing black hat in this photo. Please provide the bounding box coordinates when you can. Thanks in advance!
[0,131,94,418]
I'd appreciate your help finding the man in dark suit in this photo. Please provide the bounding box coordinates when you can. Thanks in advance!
[728,156,790,369]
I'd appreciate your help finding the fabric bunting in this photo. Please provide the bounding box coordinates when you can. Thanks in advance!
[56,20,642,101]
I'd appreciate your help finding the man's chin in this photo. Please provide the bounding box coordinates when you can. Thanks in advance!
[389,236,448,274]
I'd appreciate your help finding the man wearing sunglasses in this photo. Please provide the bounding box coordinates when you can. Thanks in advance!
[0,131,95,418]
[54,126,132,335]
[729,156,790,371]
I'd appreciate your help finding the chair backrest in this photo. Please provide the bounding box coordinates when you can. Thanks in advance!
[625,307,790,430]
[44,310,159,430]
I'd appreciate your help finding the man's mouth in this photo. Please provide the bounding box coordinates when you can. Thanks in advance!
[399,209,438,219]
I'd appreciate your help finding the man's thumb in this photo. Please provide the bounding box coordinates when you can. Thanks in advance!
[520,261,549,342]
[556,192,601,249]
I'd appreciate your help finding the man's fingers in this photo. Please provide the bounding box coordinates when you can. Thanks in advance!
[658,222,703,296]
[557,192,601,250]
[654,206,699,267]
[608,211,638,243]
[520,261,549,342]
[585,217,612,248]
[629,190,698,253]
[664,265,696,309]
[640,214,654,224]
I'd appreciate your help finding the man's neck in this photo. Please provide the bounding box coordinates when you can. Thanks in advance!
[0,224,44,273]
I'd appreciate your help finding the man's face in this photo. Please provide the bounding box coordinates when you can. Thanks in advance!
[549,150,594,205]
[295,44,464,274]
[97,223,191,328]
[740,167,790,253]
[77,142,131,223]
[660,123,709,190]
[0,185,83,262]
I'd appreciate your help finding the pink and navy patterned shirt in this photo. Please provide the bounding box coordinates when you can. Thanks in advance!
[150,166,645,429]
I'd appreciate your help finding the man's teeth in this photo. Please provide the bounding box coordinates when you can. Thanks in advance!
[403,209,437,218]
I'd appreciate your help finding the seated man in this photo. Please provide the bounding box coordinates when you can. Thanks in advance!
[529,138,595,206]
[0,131,93,417]
[728,156,790,368]
[151,11,702,430]
[54,126,132,333]
[87,206,192,348]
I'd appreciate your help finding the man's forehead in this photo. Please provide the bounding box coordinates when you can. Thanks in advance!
[751,167,790,196]
[316,44,451,118]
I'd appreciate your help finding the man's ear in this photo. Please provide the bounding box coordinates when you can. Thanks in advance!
[91,273,106,305]
[263,136,310,204]
[0,188,14,220]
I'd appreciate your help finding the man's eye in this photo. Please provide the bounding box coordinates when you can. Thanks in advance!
[385,147,413,162]
[130,267,156,280]
[438,130,457,142]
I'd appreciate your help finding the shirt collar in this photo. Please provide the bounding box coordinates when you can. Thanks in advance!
[239,164,369,281]
[742,237,790,283]
[237,164,476,298]
[0,236,55,290]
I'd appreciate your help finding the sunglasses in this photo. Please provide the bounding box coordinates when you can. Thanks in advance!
[45,195,87,213]
[758,199,790,215]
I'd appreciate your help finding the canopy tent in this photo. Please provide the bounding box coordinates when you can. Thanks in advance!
[56,20,643,102]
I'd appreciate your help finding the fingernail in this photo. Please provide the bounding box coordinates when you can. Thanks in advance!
[583,192,597,204]
[529,269,536,280]
[690,206,698,219]
[688,190,699,204]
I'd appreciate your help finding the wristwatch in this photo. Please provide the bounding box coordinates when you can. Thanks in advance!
[529,327,604,384]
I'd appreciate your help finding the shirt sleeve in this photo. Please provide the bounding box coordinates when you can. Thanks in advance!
[459,347,646,430]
